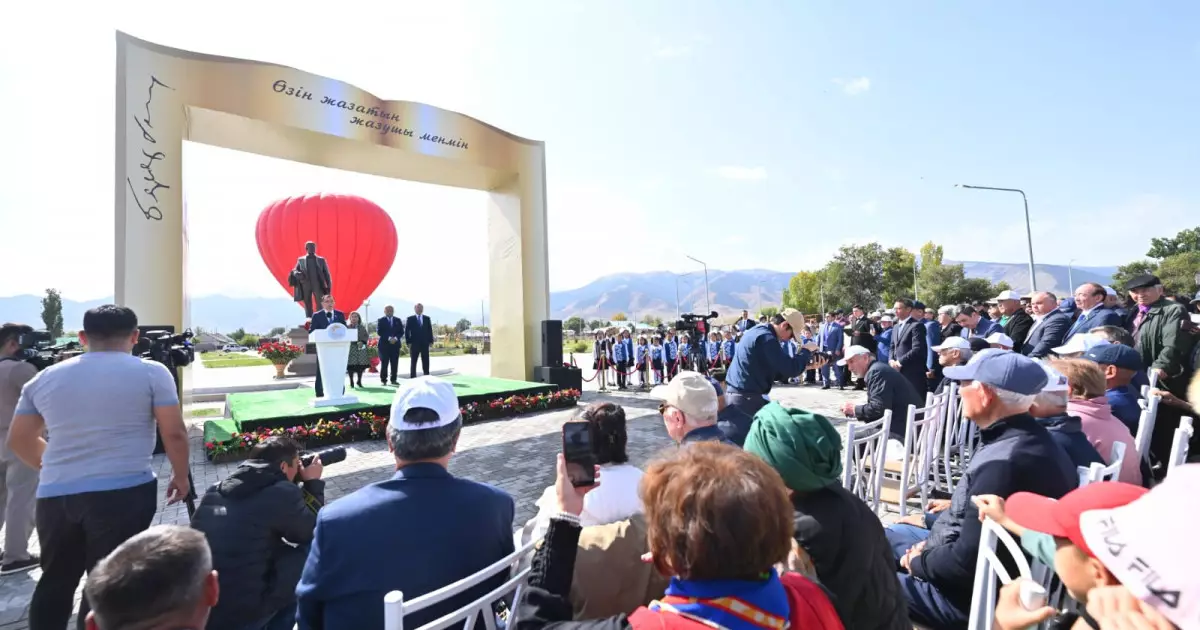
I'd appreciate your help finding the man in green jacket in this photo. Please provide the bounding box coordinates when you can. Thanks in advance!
[1124,273,1195,466]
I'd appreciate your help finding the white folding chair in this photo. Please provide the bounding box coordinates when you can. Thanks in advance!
[1080,442,1124,485]
[931,388,964,494]
[842,411,892,515]
[384,540,536,630]
[967,518,1034,630]
[1168,417,1194,472]
[1134,393,1159,463]
[880,400,944,518]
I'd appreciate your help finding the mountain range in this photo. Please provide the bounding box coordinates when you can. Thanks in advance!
[0,261,1115,333]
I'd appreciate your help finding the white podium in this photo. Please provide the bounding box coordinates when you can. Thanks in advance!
[310,323,360,408]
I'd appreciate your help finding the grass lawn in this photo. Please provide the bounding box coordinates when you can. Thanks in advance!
[200,352,272,368]
[187,407,222,418]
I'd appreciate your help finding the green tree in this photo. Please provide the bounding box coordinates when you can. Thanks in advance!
[1147,227,1200,259]
[639,314,663,326]
[919,241,945,268]
[242,334,260,347]
[882,247,917,305]
[759,305,780,319]
[611,312,628,321]
[1112,260,1158,296]
[564,316,585,334]
[781,270,826,314]
[229,328,246,342]
[455,318,471,333]
[269,326,287,336]
[957,278,1011,305]
[1156,252,1200,294]
[587,319,606,331]
[40,288,64,338]
[831,243,885,309]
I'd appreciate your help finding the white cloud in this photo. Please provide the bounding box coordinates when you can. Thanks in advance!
[711,166,768,181]
[832,77,871,96]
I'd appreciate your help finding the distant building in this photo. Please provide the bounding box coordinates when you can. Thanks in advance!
[193,332,236,353]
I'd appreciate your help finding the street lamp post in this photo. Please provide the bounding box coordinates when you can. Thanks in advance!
[686,255,711,315]
[914,257,919,301]
[1068,259,1076,292]
[363,299,371,327]
[674,274,684,317]
[955,184,1037,292]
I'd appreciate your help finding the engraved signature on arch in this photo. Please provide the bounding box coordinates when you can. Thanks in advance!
[126,76,174,221]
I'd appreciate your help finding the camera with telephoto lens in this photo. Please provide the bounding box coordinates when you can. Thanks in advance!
[673,311,720,374]
[134,329,195,370]
[11,329,83,371]
[301,446,347,467]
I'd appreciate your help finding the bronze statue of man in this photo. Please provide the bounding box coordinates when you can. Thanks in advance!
[289,241,332,317]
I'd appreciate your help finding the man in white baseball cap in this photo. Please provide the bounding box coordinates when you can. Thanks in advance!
[993,289,1034,351]
[650,371,733,445]
[986,332,1015,350]
[930,337,973,393]
[837,345,921,439]
[295,376,516,628]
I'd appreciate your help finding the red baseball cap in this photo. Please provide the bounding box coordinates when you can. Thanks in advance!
[1005,482,1149,557]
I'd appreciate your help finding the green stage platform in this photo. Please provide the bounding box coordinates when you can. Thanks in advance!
[205,374,554,444]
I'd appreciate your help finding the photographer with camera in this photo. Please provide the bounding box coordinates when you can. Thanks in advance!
[9,305,192,630]
[0,323,40,575]
[191,436,326,630]
[725,309,820,417]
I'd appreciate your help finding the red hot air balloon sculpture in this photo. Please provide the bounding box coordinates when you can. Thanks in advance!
[255,194,398,316]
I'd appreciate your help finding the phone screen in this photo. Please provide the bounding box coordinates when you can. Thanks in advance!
[562,422,596,487]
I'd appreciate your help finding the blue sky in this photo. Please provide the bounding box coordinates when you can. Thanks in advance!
[1,2,1196,310]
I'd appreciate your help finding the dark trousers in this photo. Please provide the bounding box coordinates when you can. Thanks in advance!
[885,524,968,630]
[300,292,316,318]
[314,357,324,397]
[30,481,158,630]
[379,348,400,383]
[410,345,430,378]
[616,360,628,388]
[901,365,929,399]
[726,387,768,418]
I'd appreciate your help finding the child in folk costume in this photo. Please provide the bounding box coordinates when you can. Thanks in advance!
[721,330,736,368]
[662,334,679,378]
[634,335,651,388]
[678,334,692,371]
[650,336,665,385]
[705,332,721,369]
[611,330,630,389]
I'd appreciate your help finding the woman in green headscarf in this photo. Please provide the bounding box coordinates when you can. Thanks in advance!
[745,402,910,630]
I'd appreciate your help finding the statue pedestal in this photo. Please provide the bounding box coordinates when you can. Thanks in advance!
[285,326,318,376]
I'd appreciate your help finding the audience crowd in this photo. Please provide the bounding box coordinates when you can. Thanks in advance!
[1,271,1198,630]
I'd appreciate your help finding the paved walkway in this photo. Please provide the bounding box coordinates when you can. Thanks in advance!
[0,370,877,628]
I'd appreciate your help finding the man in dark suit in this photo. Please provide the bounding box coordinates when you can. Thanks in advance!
[1021,292,1071,358]
[376,305,404,386]
[839,346,922,439]
[291,241,332,318]
[889,298,928,398]
[848,306,877,391]
[310,295,345,397]
[405,303,434,378]
[296,377,515,629]
[1064,282,1123,342]
[995,290,1034,350]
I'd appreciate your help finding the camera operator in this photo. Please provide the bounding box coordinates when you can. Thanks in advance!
[8,305,192,630]
[0,323,40,575]
[725,309,820,417]
[191,436,325,630]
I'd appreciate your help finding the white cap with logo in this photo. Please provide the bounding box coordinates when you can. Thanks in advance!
[993,290,1023,302]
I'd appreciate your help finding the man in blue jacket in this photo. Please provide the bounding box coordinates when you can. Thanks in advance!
[818,312,844,390]
[884,351,1075,629]
[296,377,515,629]
[1021,292,1072,358]
[725,309,817,417]
[1064,283,1123,342]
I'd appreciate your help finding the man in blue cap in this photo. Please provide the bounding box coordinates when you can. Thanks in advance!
[884,350,1076,629]
[1081,343,1146,434]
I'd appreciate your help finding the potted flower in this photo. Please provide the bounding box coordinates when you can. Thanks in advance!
[259,342,304,378]
[366,337,381,373]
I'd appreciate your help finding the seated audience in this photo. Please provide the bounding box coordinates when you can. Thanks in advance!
[1081,343,1145,434]
[1051,331,1110,358]
[1090,325,1151,391]
[746,402,909,630]
[709,376,756,446]
[967,337,992,354]
[527,402,643,542]
[1028,362,1105,470]
[84,525,219,630]
[1053,358,1143,485]
[191,436,325,630]
[296,377,515,629]
[883,351,1075,629]
[512,443,844,630]
[569,513,669,619]
[930,337,972,394]
[650,371,736,445]
[838,345,922,440]
[986,332,1015,350]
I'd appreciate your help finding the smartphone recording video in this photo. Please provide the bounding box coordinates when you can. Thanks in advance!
[561,422,596,487]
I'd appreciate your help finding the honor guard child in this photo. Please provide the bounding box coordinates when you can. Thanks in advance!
[706,332,721,367]
[650,337,665,385]
[635,336,651,388]
[721,330,736,368]
[663,335,679,378]
[611,332,630,390]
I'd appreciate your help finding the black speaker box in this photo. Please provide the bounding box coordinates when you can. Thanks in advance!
[533,365,583,392]
[541,320,564,366]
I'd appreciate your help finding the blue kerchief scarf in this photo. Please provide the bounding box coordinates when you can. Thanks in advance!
[650,569,790,630]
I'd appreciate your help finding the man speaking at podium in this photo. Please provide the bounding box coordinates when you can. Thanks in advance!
[311,295,346,398]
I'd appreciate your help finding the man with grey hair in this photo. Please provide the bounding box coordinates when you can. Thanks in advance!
[929,337,973,394]
[296,376,514,630]
[84,525,219,630]
[1020,292,1071,358]
[650,371,735,445]
[883,351,1075,628]
[1027,361,1104,469]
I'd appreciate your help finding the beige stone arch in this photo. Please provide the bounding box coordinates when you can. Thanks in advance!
[115,32,548,381]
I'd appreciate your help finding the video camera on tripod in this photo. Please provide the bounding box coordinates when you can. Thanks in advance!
[9,329,83,371]
[133,329,195,371]
[674,311,719,374]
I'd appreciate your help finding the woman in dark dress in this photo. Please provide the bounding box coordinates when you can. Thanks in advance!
[346,311,370,388]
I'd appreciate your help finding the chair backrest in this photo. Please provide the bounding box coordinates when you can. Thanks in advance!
[1134,394,1159,463]
[842,411,892,514]
[967,518,1034,630]
[1168,417,1194,472]
[1081,443,1122,484]
[385,540,536,630]
[887,400,944,518]
[934,386,965,494]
